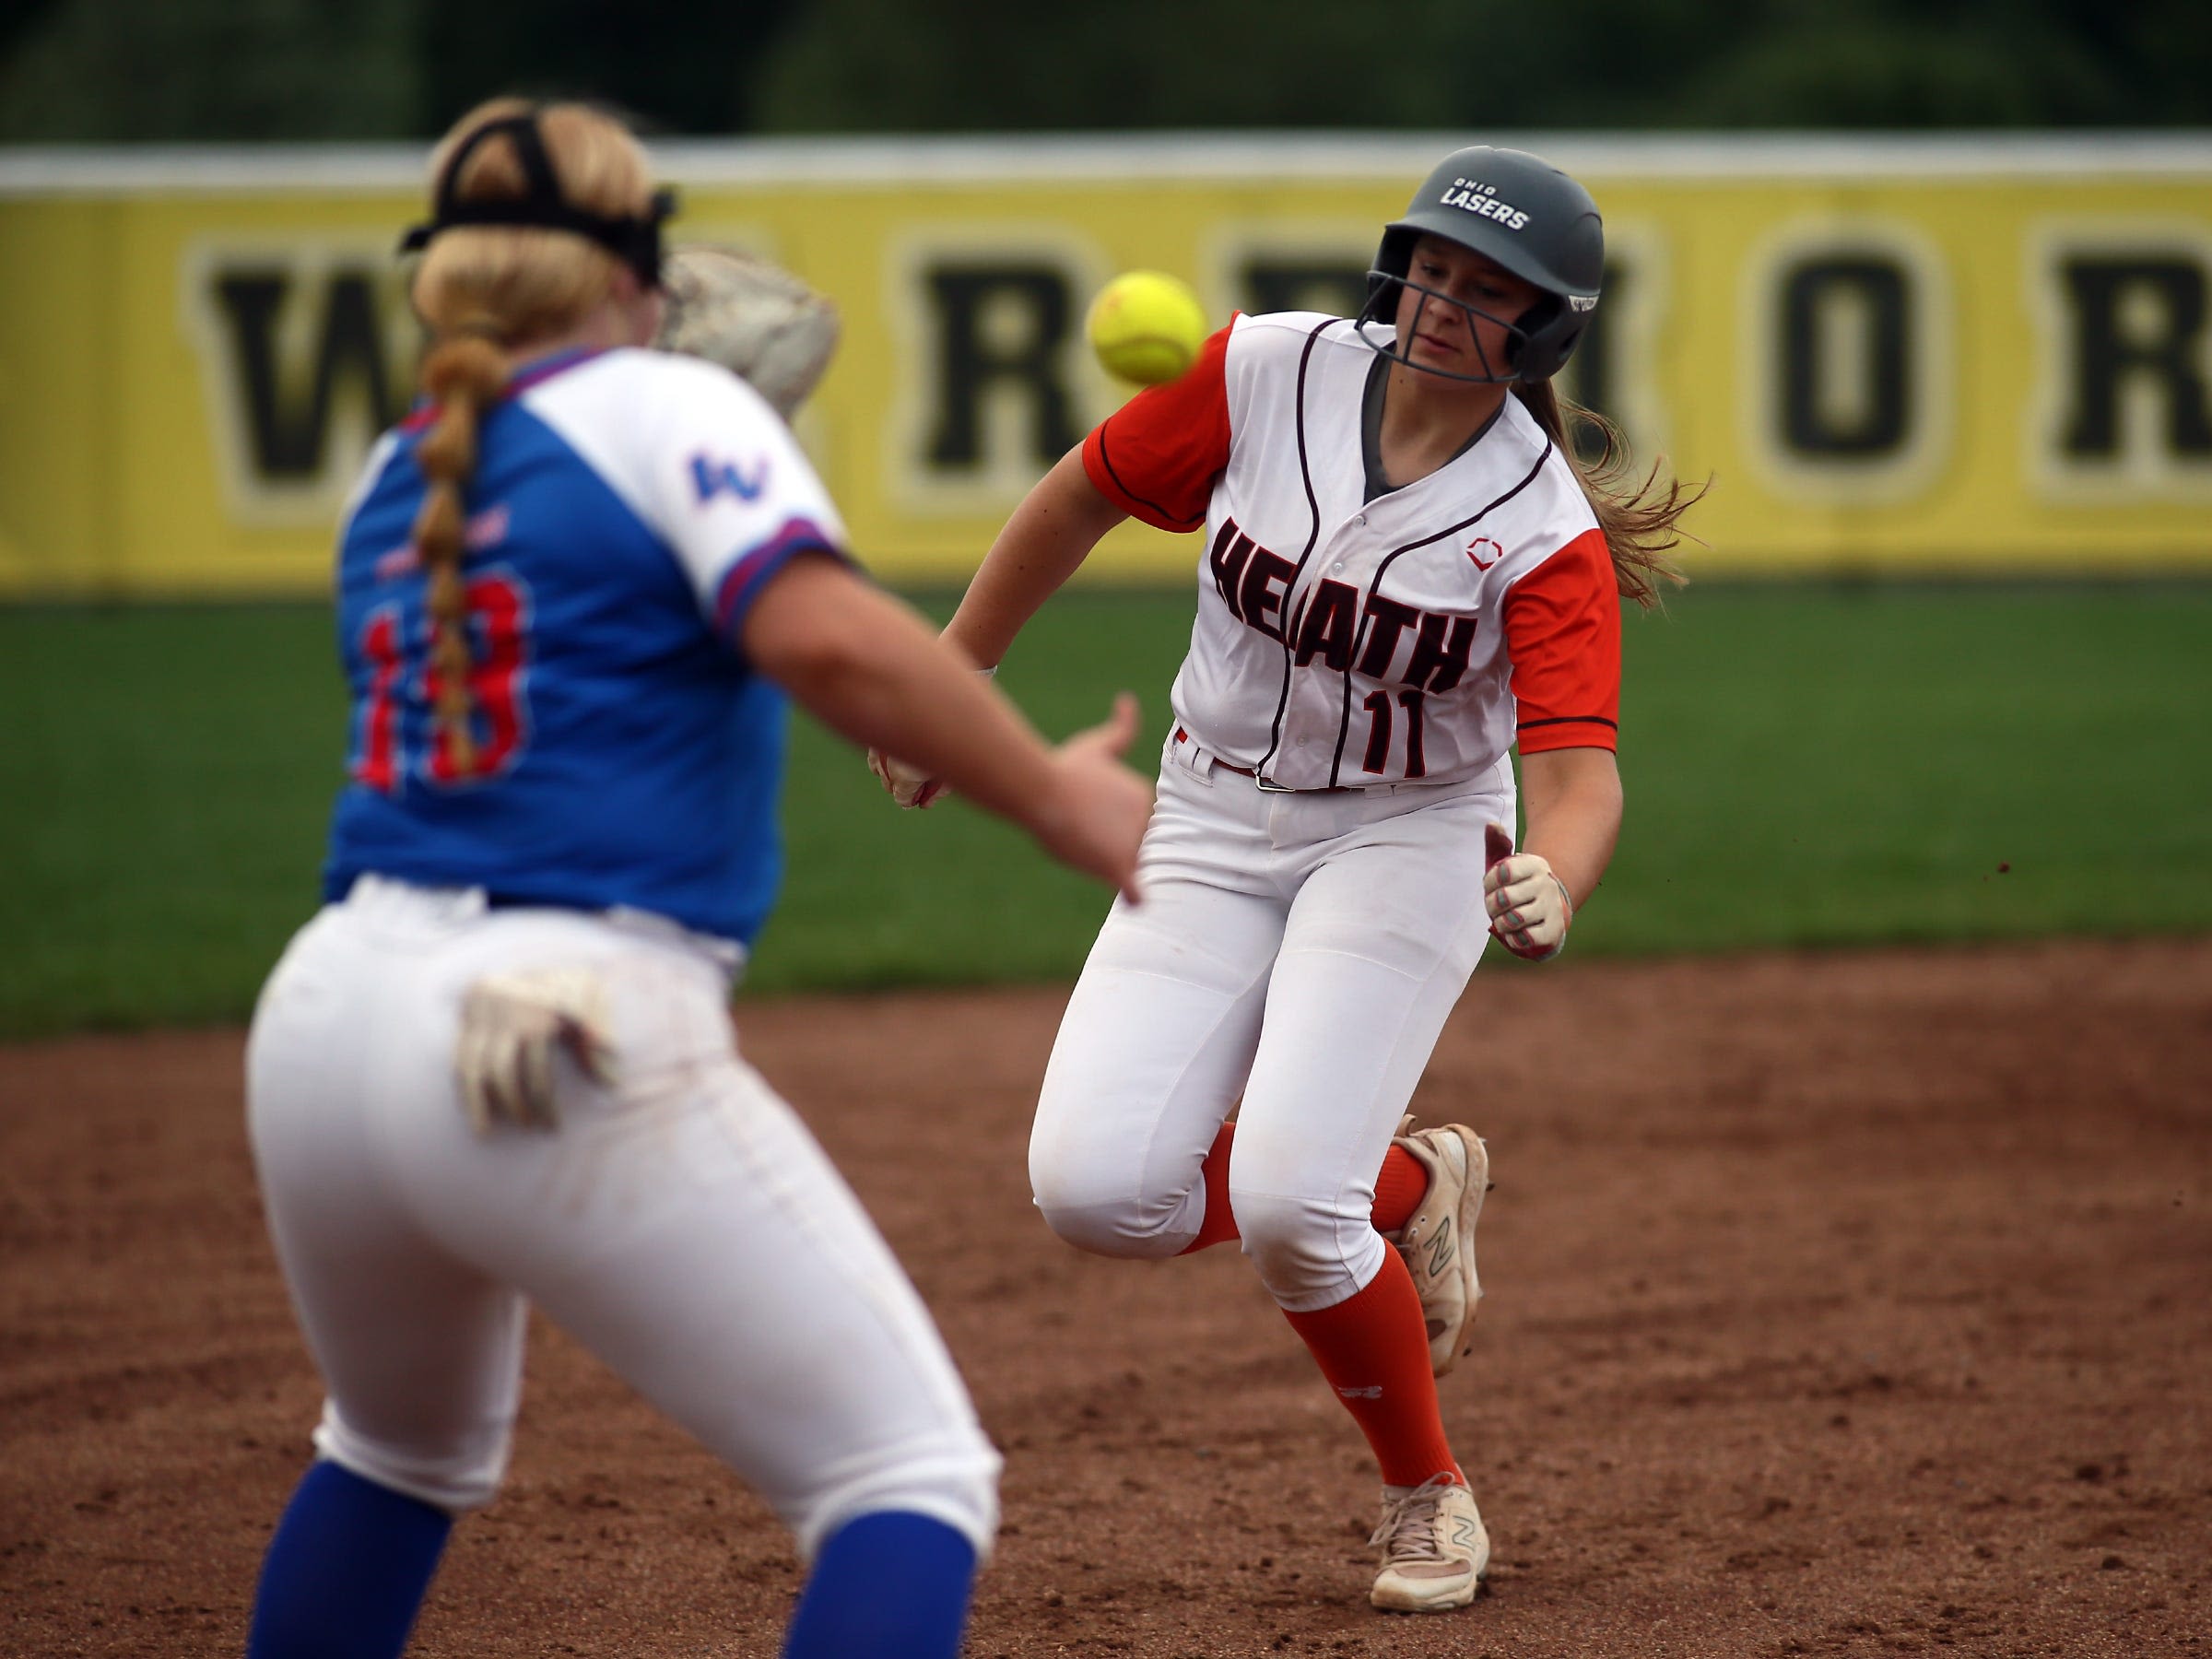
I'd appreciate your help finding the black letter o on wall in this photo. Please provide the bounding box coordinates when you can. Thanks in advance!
[1779,257,1912,458]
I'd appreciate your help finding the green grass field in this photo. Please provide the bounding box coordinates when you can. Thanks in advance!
[2,583,2207,1038]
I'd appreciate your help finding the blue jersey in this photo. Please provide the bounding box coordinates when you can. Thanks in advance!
[323,347,849,947]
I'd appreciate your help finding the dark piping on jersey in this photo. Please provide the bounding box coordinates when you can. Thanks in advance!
[1253,319,1338,785]
[1324,440,1555,787]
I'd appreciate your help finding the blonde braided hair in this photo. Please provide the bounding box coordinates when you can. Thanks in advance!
[408,324,508,775]
[404,99,656,776]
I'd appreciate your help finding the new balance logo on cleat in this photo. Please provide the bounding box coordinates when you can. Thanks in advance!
[1425,1218,1454,1278]
[1391,1124,1487,1378]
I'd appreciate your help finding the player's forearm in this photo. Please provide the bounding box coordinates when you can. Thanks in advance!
[1517,747,1622,908]
[800,636,1065,830]
[941,448,1126,669]
[746,557,1071,835]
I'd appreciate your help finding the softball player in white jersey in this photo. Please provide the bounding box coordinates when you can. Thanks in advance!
[241,99,1150,1659]
[873,146,1699,1614]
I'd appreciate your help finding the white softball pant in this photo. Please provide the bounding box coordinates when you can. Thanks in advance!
[1030,736,1512,1313]
[245,875,999,1560]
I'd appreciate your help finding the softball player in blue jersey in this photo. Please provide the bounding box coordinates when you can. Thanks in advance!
[241,97,1150,1659]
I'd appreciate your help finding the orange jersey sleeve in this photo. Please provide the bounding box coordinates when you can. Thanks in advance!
[1503,526,1622,754]
[1080,322,1235,532]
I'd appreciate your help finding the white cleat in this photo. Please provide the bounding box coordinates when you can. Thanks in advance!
[1369,1474,1489,1613]
[1390,1121,1489,1376]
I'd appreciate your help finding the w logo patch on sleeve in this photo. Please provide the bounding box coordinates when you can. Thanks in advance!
[690,453,768,505]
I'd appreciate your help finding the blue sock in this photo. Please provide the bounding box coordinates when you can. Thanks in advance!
[247,1460,453,1659]
[782,1511,980,1659]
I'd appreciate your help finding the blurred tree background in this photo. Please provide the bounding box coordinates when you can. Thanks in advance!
[2,0,2207,141]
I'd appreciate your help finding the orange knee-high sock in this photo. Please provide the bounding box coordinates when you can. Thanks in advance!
[1282,1251,1460,1488]
[1369,1145,1429,1235]
[1178,1124,1430,1253]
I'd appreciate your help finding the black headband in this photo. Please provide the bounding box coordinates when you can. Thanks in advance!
[397,111,676,288]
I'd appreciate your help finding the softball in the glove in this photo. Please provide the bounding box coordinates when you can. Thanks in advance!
[654,245,841,418]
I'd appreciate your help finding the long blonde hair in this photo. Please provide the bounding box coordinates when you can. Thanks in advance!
[405,99,656,775]
[1512,379,1702,610]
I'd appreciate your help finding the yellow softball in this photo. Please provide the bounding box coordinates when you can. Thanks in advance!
[1085,270,1209,386]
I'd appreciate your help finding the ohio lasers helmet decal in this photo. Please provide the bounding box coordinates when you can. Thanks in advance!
[1359,146,1605,384]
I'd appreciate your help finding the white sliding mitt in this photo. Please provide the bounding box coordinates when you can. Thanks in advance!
[455,966,615,1134]
[1482,822,1574,961]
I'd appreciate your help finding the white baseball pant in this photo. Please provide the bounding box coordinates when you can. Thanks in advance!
[1030,735,1512,1312]
[245,875,1000,1560]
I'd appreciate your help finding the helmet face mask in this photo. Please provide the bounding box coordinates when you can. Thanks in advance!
[1357,146,1604,386]
[1371,256,1538,387]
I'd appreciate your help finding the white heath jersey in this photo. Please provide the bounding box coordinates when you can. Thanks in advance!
[1083,312,1620,791]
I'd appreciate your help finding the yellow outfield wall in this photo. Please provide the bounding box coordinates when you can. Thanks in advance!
[2,135,2209,597]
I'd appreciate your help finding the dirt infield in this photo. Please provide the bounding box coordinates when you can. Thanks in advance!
[4,939,2208,1658]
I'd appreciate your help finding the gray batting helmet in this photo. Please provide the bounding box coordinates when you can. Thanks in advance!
[1360,146,1604,384]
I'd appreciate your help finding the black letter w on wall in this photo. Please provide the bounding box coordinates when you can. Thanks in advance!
[211,268,409,481]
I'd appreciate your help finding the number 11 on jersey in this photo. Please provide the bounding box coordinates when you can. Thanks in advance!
[1360,688,1428,779]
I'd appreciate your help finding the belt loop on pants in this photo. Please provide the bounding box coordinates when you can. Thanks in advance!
[1174,724,1266,782]
[1167,724,1208,779]
[1173,725,1369,795]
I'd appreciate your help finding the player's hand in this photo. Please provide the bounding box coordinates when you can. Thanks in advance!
[1029,692,1153,904]
[1482,822,1573,961]
[455,966,616,1134]
[867,746,945,810]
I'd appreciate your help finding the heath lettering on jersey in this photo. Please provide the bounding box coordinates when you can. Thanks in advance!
[1208,519,1477,692]
[1439,179,1531,232]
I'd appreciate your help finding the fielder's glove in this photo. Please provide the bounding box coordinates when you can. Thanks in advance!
[455,966,615,1135]
[1482,822,1574,961]
[654,245,841,418]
